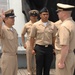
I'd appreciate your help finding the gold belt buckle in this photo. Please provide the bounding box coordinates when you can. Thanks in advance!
[45,45,48,47]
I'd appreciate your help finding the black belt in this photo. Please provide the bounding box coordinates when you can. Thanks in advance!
[36,44,52,47]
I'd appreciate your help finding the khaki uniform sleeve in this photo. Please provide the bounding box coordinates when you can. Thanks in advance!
[30,24,37,38]
[21,24,27,35]
[53,25,57,37]
[59,26,69,45]
[54,20,62,29]
[0,26,4,39]
[0,27,1,38]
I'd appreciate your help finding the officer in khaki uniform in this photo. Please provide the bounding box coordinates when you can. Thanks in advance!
[21,10,39,75]
[55,3,75,75]
[0,9,18,75]
[30,7,57,75]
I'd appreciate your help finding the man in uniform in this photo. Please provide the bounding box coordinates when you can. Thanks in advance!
[21,10,39,75]
[55,3,75,75]
[30,7,57,75]
[0,9,18,75]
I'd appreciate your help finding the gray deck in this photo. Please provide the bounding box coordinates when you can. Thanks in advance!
[18,69,55,75]
[0,69,55,75]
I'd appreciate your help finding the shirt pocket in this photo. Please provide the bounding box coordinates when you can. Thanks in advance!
[6,31,14,40]
[27,27,31,33]
[37,30,44,39]
[46,28,53,34]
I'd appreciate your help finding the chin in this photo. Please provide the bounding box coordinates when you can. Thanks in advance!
[12,22,14,24]
[12,24,14,26]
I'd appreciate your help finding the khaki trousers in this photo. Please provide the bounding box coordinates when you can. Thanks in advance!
[26,41,36,75]
[1,53,18,75]
[56,52,75,75]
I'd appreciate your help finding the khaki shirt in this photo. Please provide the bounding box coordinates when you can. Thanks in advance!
[30,20,57,45]
[55,17,75,51]
[21,21,33,40]
[0,25,18,53]
[54,20,62,29]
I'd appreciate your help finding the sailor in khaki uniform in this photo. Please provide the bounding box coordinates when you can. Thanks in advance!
[0,9,18,75]
[21,10,39,75]
[55,3,75,75]
[30,7,57,75]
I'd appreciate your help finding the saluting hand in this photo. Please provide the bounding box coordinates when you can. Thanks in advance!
[0,9,5,25]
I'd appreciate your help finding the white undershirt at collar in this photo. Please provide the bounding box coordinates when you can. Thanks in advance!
[43,22,47,26]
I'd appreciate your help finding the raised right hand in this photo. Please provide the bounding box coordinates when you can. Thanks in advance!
[0,10,5,24]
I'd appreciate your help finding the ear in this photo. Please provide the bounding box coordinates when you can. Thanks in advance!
[3,17,8,22]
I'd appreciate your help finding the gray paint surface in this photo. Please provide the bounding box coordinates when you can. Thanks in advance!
[0,0,7,11]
